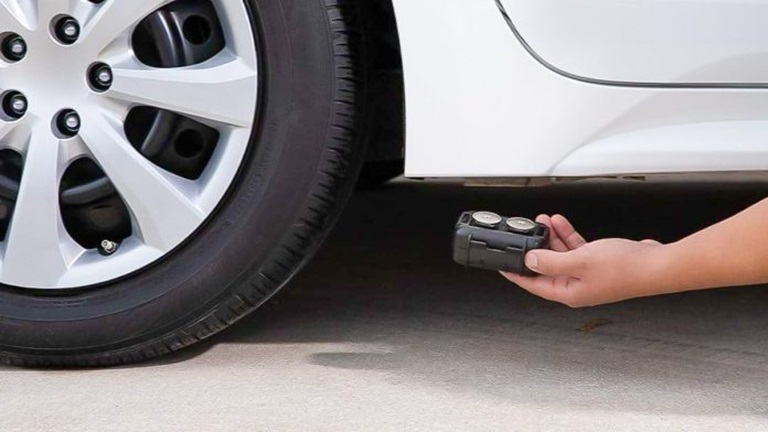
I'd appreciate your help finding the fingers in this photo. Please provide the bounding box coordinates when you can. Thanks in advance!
[525,249,584,277]
[535,214,585,252]
[534,214,550,226]
[535,214,569,252]
[551,215,587,249]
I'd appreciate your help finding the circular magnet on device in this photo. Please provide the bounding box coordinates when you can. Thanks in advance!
[472,211,503,227]
[506,217,536,233]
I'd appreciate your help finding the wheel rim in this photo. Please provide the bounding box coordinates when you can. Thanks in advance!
[0,0,259,289]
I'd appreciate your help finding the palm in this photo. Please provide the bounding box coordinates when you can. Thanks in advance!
[501,215,663,307]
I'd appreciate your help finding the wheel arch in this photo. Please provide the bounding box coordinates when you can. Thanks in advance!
[360,0,405,165]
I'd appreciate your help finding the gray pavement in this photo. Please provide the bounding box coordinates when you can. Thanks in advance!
[2,180,768,431]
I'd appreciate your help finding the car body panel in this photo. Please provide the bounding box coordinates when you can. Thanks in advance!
[498,0,768,86]
[391,0,768,178]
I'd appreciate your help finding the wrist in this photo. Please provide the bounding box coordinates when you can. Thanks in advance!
[645,240,716,296]
[637,243,685,297]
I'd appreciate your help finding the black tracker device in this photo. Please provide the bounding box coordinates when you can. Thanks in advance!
[453,211,550,276]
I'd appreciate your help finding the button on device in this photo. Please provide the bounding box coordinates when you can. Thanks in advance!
[472,211,503,227]
[506,217,536,233]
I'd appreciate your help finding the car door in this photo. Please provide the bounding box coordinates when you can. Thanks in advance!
[497,0,768,85]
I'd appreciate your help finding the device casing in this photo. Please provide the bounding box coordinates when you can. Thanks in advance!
[453,212,549,276]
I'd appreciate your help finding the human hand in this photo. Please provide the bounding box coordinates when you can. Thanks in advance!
[501,215,666,307]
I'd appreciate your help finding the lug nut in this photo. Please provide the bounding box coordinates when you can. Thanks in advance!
[54,16,80,45]
[99,240,119,256]
[8,38,25,56]
[65,115,80,129]
[98,68,112,84]
[56,109,81,137]
[9,95,26,114]
[2,91,27,119]
[89,63,113,92]
[2,34,26,61]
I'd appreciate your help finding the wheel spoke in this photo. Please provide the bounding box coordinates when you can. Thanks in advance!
[34,0,70,26]
[0,0,35,31]
[79,114,205,252]
[2,129,83,287]
[0,119,31,153]
[109,53,257,128]
[79,0,173,54]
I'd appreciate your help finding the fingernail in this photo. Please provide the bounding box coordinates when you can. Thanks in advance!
[525,253,538,269]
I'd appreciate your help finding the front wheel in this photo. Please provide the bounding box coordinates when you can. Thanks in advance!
[0,0,367,367]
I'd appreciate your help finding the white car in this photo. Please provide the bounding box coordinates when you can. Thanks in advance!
[0,0,761,366]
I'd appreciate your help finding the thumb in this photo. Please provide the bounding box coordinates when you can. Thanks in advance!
[525,249,584,277]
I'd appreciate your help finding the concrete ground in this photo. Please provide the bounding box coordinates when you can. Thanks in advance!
[2,180,768,431]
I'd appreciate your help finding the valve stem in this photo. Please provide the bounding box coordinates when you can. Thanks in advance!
[99,239,119,256]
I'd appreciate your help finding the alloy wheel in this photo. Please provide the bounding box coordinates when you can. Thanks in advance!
[0,0,259,289]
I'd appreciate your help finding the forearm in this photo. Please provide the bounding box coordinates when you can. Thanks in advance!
[504,208,768,307]
[652,198,768,293]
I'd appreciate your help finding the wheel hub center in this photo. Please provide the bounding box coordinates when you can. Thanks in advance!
[2,23,95,126]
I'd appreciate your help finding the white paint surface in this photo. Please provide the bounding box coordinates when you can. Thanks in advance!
[500,0,768,84]
[393,0,768,178]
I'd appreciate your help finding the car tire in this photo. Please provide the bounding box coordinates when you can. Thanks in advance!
[0,0,367,367]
